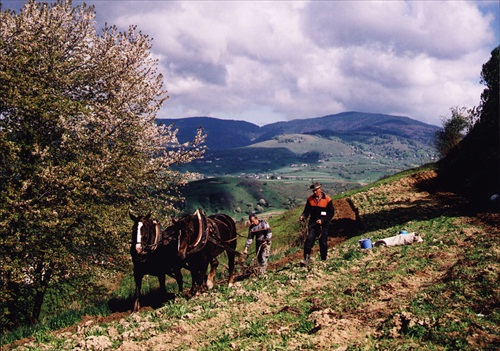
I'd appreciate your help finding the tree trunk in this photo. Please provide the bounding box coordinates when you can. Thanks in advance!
[30,265,52,325]
[6,281,21,329]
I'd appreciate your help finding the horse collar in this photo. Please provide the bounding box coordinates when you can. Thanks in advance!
[187,211,209,253]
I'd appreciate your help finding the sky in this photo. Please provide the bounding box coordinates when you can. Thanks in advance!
[3,1,499,127]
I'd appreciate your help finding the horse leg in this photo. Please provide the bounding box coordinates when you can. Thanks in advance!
[190,260,210,296]
[174,269,184,294]
[190,269,202,296]
[227,251,235,288]
[207,257,219,290]
[189,260,200,296]
[133,269,143,312]
[158,274,166,303]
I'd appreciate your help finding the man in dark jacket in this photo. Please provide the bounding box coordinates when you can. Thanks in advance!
[299,182,334,265]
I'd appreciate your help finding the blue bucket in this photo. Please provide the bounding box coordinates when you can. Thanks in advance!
[359,238,372,249]
[399,230,408,235]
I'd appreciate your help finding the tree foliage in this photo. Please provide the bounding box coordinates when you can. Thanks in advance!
[438,45,499,201]
[434,106,473,158]
[0,0,205,327]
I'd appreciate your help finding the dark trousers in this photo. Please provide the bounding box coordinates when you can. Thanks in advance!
[304,224,328,259]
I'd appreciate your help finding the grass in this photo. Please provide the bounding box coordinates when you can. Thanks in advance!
[3,166,499,350]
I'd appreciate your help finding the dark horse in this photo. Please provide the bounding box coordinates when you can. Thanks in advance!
[129,212,184,312]
[166,210,238,295]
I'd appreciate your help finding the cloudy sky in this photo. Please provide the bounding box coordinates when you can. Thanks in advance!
[4,1,499,126]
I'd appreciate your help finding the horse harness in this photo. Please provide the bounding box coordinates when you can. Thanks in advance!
[182,210,241,256]
[136,220,163,253]
[181,211,213,255]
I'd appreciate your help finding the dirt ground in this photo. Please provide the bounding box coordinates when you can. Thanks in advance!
[7,170,499,350]
[7,196,364,350]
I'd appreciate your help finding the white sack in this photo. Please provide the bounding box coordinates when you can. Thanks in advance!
[374,232,423,247]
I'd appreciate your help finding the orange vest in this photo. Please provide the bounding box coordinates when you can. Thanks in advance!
[308,194,331,208]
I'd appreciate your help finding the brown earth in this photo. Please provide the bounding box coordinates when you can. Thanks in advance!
[6,197,362,350]
[7,170,499,350]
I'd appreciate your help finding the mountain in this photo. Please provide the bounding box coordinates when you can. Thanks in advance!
[159,112,440,184]
[258,112,439,145]
[156,116,261,150]
[157,112,440,150]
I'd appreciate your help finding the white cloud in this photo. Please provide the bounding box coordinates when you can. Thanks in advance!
[302,1,494,59]
[7,0,498,126]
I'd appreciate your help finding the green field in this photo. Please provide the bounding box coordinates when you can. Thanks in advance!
[179,176,359,221]
[178,132,435,192]
[5,164,498,351]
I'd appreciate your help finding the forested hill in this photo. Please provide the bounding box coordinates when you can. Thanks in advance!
[157,112,440,150]
[156,116,261,150]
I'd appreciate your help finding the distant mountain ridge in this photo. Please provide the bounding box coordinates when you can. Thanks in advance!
[156,116,260,150]
[157,112,439,150]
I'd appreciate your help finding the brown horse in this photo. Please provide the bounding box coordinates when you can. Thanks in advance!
[166,210,238,296]
[129,212,184,312]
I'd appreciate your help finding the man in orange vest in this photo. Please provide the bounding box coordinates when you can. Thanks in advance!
[299,182,335,266]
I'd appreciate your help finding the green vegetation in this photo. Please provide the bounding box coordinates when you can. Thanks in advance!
[0,0,204,330]
[3,166,498,350]
[434,106,475,158]
[179,176,356,220]
[180,130,436,186]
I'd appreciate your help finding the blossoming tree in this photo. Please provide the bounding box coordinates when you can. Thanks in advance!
[0,0,205,326]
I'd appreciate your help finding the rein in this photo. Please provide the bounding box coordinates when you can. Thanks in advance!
[207,235,242,256]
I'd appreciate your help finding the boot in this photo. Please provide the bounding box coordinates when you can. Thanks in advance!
[320,241,328,261]
[300,254,310,267]
[320,249,327,261]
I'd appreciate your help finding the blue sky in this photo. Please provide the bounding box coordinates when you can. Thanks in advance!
[2,1,499,126]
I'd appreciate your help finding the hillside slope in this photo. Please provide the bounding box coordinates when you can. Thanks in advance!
[8,170,499,350]
[157,116,261,150]
[258,111,439,145]
[158,112,439,150]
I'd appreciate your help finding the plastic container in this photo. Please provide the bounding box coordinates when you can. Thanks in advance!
[399,230,408,235]
[359,238,372,249]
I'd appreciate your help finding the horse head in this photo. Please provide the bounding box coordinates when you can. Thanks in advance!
[168,210,206,260]
[129,211,161,255]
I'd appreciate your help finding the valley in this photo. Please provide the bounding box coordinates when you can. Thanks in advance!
[174,119,437,218]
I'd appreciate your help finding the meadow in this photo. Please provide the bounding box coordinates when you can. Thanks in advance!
[4,164,499,350]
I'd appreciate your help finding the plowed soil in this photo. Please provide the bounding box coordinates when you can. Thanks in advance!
[7,170,499,350]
